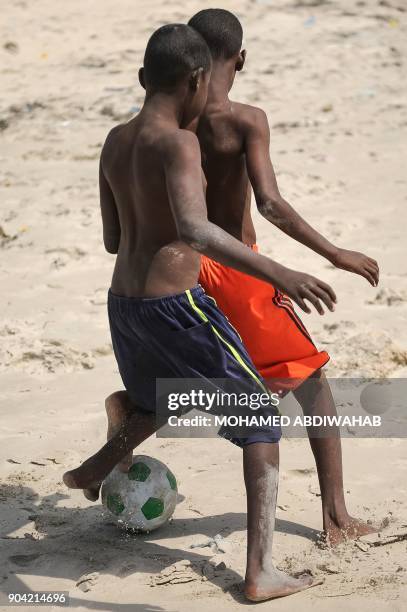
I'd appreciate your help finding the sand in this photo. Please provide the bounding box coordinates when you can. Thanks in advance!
[1,0,407,610]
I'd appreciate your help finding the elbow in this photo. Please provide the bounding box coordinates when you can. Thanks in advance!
[257,196,279,219]
[103,234,120,254]
[178,221,209,253]
[257,197,294,233]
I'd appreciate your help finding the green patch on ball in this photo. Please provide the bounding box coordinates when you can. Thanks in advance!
[166,470,177,491]
[128,461,151,482]
[142,497,164,520]
[106,493,125,515]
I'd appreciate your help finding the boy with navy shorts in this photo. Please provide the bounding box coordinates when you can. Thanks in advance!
[63,24,336,601]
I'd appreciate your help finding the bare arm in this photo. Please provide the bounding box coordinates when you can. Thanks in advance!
[165,131,336,315]
[245,108,379,286]
[99,157,121,254]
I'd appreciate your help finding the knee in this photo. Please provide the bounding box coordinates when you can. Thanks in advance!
[294,369,326,403]
[105,390,128,408]
[310,368,324,381]
[309,368,328,391]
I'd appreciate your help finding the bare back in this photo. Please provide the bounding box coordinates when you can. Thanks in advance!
[100,115,201,298]
[196,101,257,245]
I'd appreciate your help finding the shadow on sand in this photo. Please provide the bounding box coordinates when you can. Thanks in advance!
[1,484,319,609]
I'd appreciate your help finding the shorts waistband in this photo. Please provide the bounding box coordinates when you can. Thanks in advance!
[108,284,205,306]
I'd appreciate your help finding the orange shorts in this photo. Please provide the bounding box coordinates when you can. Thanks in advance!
[199,246,329,394]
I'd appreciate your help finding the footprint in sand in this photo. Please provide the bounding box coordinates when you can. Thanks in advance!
[45,246,87,270]
[8,554,41,567]
[151,557,231,587]
[79,56,106,69]
[325,330,407,377]
[151,560,198,586]
[0,323,95,374]
[45,246,87,259]
[76,572,100,592]
[367,287,407,307]
[289,468,316,477]
[89,288,107,306]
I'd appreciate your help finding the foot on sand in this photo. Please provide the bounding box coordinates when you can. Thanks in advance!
[323,514,377,546]
[245,569,318,602]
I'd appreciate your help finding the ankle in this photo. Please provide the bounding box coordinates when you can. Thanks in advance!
[246,559,274,582]
[323,502,351,527]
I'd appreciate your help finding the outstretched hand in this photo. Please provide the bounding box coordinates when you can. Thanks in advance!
[276,269,337,315]
[331,248,379,287]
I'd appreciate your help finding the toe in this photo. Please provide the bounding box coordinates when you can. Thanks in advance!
[83,487,100,502]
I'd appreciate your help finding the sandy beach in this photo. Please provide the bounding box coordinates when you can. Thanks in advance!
[1,0,407,610]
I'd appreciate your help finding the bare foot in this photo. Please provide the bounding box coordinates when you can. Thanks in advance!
[245,569,319,602]
[63,463,102,501]
[105,391,134,473]
[323,514,377,547]
[63,391,134,501]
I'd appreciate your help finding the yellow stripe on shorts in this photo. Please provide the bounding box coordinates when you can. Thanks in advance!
[185,289,268,395]
[202,292,243,341]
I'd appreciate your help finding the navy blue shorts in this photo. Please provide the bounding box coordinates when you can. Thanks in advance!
[108,285,281,447]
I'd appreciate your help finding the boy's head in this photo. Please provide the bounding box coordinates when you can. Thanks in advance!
[188,9,245,71]
[140,24,212,122]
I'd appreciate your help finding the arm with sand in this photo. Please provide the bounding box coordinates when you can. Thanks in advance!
[166,130,336,315]
[245,107,379,287]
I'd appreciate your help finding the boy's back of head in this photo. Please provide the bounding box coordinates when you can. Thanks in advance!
[188,8,243,60]
[143,23,211,90]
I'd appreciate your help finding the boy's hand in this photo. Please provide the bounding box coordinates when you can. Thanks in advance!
[277,270,337,315]
[330,248,379,287]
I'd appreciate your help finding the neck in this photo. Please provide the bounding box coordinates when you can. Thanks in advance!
[142,90,186,126]
[206,60,236,106]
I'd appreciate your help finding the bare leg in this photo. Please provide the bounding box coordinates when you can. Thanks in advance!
[294,370,376,546]
[244,442,316,602]
[105,391,134,473]
[63,401,158,501]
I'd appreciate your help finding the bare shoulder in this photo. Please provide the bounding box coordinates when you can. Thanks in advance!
[231,101,269,134]
[100,124,126,163]
[104,123,126,145]
[161,129,201,166]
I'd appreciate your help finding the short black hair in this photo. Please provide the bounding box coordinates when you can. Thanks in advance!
[143,24,211,90]
[188,9,243,60]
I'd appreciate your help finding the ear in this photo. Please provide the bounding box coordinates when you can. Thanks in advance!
[138,67,146,89]
[189,67,204,92]
[236,49,246,72]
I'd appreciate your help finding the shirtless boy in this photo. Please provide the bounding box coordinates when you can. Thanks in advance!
[63,23,337,601]
[187,8,379,546]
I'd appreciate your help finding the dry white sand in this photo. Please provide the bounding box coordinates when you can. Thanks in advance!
[1,0,407,610]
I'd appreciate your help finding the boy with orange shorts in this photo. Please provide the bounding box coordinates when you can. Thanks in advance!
[200,244,329,395]
[189,9,379,545]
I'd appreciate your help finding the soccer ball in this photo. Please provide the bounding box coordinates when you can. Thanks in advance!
[101,455,178,532]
